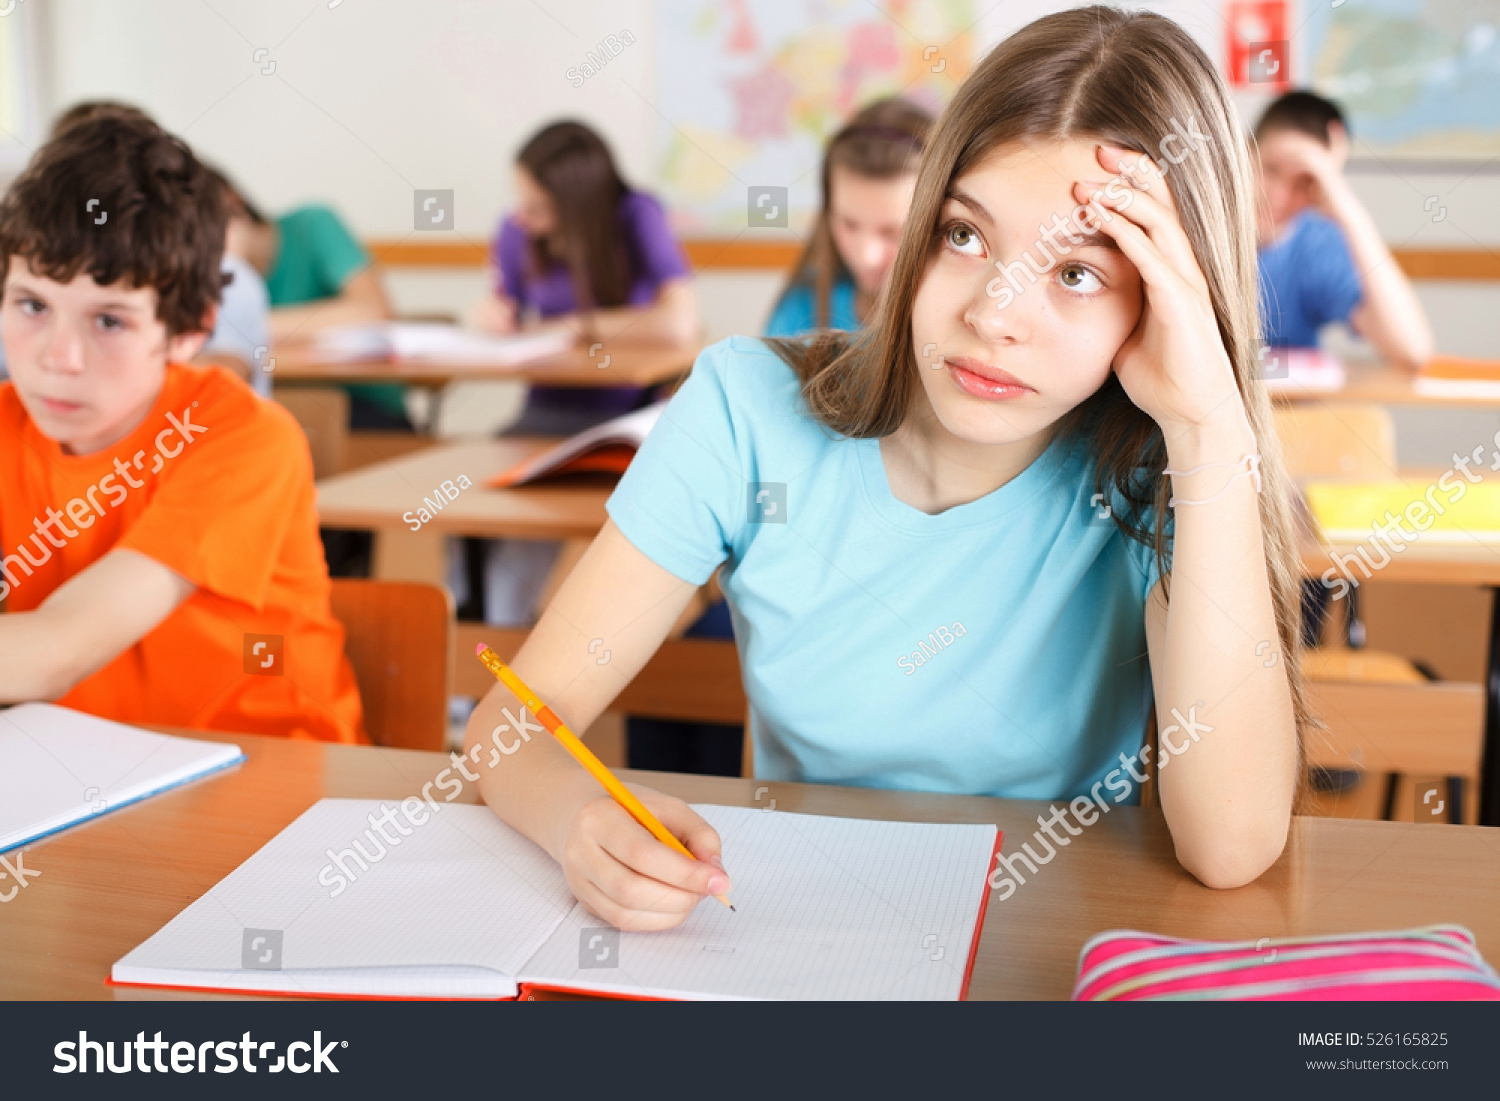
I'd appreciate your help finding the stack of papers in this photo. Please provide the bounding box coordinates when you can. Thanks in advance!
[312,322,574,367]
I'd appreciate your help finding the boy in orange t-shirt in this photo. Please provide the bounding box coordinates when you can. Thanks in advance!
[0,110,364,743]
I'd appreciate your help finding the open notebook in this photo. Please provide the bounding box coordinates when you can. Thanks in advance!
[488,402,666,488]
[311,322,573,366]
[0,703,244,852]
[111,799,999,1000]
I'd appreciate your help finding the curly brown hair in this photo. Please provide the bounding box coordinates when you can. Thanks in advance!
[0,109,226,336]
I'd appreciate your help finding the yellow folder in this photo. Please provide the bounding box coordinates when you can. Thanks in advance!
[1304,480,1500,544]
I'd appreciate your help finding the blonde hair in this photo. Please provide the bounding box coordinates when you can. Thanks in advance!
[770,6,1311,800]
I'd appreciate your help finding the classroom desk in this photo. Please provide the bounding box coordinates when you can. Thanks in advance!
[270,339,700,388]
[1271,363,1500,407]
[4,728,1498,1001]
[1304,533,1500,827]
[315,437,609,582]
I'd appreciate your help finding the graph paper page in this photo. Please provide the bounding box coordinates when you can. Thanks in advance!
[519,805,998,1000]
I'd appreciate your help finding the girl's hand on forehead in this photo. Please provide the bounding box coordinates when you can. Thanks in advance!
[1073,143,1246,439]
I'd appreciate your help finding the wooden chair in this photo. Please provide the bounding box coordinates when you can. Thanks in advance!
[274,386,350,479]
[330,579,453,752]
[1272,404,1398,481]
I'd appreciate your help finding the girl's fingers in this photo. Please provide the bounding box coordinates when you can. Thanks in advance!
[593,797,730,896]
[585,844,708,919]
[1074,187,1195,314]
[1076,178,1208,299]
[1098,145,1178,213]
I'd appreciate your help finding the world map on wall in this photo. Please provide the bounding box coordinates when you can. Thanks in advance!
[653,0,977,232]
[1303,0,1500,158]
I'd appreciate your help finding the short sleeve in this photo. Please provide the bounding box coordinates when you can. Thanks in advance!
[763,285,816,337]
[1300,215,1363,330]
[494,218,528,303]
[621,192,690,289]
[605,344,745,584]
[118,383,310,609]
[305,206,369,293]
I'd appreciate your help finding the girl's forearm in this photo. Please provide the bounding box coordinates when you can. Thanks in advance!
[463,681,607,861]
[1152,416,1298,888]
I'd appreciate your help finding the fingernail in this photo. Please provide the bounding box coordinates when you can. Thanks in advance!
[707,873,730,894]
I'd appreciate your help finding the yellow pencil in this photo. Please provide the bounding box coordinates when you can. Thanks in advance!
[474,644,735,911]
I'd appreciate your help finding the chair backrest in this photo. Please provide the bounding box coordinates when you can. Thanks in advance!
[1273,404,1397,481]
[329,579,453,751]
[274,387,350,480]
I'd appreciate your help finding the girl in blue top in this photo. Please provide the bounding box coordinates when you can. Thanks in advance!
[764,97,933,337]
[467,7,1310,931]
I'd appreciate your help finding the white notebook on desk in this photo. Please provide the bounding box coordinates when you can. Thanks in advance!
[111,799,1000,1000]
[0,703,244,852]
[312,322,574,366]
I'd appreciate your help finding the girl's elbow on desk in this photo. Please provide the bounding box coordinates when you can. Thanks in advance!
[1172,810,1291,890]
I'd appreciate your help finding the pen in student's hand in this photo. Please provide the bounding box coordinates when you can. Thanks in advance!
[474,644,736,911]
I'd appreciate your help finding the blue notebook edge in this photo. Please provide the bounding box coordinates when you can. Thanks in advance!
[0,748,246,855]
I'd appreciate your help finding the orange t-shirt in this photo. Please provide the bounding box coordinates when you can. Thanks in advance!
[0,364,366,743]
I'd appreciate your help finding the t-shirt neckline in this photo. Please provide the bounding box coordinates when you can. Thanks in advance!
[855,426,1074,534]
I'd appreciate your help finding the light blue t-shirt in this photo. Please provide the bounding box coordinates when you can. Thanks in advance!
[606,337,1166,801]
[764,278,860,336]
[1258,209,1363,347]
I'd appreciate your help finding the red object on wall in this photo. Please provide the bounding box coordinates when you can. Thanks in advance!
[1226,0,1290,90]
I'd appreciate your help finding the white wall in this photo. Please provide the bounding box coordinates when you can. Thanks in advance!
[19,0,1500,456]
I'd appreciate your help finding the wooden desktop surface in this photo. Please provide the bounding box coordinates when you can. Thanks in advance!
[1273,363,1500,408]
[4,729,1497,1001]
[271,339,699,388]
[316,437,610,540]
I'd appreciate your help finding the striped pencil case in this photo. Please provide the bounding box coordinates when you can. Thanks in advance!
[1073,925,1500,1000]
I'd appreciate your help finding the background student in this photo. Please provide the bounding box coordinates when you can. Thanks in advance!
[462,120,699,628]
[1254,90,1433,369]
[0,111,364,743]
[465,7,1308,931]
[218,177,401,428]
[628,97,934,778]
[471,119,699,434]
[765,97,934,336]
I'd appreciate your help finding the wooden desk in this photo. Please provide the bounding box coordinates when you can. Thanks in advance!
[1273,363,1500,408]
[316,438,610,582]
[271,340,699,388]
[1305,530,1500,825]
[5,729,1497,1001]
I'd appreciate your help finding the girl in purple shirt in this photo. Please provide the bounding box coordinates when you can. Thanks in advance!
[460,121,698,630]
[473,120,698,435]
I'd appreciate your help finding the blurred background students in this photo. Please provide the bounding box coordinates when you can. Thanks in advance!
[764,97,933,337]
[218,177,400,427]
[471,119,699,436]
[460,120,699,631]
[1254,90,1433,370]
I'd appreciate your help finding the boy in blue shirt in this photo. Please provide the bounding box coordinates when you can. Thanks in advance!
[1255,91,1431,368]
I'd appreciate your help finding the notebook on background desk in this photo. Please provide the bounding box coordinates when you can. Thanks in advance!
[0,703,244,852]
[111,799,1000,1001]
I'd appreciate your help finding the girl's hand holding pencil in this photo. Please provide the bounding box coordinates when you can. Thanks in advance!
[474,644,734,932]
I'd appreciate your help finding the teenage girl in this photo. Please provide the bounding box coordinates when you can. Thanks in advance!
[462,121,700,626]
[466,7,1309,929]
[471,120,699,436]
[765,97,934,336]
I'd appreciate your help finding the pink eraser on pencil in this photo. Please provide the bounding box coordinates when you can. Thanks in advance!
[475,643,488,656]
